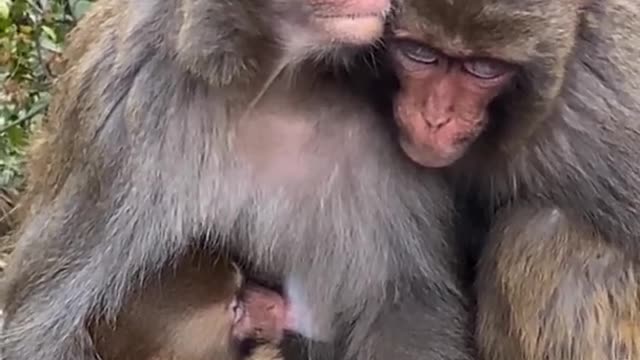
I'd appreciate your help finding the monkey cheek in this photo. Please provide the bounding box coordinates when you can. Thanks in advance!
[230,301,252,341]
[230,316,249,341]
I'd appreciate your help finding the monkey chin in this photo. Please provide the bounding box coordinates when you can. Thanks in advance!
[315,15,385,45]
[399,137,465,168]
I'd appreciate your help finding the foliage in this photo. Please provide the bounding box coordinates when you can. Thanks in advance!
[0,0,92,189]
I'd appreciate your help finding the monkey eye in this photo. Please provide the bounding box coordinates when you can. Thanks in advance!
[396,40,441,65]
[462,59,510,79]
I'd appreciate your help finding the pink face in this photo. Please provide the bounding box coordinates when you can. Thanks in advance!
[389,36,516,167]
[230,285,295,343]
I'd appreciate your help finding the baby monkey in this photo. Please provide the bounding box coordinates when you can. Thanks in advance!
[91,255,295,360]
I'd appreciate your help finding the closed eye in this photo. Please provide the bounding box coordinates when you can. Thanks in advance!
[395,39,442,65]
[463,58,512,79]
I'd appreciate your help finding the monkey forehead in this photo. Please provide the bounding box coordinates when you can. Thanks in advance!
[394,0,582,62]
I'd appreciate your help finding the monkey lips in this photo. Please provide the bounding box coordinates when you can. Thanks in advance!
[312,0,391,44]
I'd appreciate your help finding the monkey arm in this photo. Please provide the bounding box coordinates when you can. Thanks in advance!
[476,206,640,360]
[1,187,174,359]
[0,54,198,360]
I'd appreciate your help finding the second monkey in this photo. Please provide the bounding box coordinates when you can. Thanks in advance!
[1,0,474,360]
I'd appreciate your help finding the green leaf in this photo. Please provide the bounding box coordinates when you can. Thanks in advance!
[0,0,10,19]
[39,35,61,52]
[41,24,56,41]
[6,124,26,146]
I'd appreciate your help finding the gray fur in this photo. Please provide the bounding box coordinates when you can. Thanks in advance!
[0,0,473,359]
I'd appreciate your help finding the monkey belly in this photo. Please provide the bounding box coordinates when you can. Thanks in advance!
[476,206,640,360]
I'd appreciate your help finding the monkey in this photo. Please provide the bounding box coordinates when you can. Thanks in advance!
[384,0,640,359]
[0,0,474,359]
[92,254,290,360]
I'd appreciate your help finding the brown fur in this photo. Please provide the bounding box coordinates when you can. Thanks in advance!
[92,255,284,360]
[476,207,640,360]
[387,0,640,359]
[0,0,473,359]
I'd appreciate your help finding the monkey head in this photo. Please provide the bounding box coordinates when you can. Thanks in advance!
[387,0,584,167]
[232,282,311,346]
[232,285,288,344]
[174,0,393,86]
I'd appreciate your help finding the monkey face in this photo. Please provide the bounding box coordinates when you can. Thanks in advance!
[232,285,290,344]
[389,35,515,167]
[386,0,584,167]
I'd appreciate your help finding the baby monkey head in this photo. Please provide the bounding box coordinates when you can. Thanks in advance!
[387,0,584,167]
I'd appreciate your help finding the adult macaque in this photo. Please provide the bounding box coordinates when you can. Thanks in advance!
[387,0,640,359]
[92,256,289,360]
[0,0,474,359]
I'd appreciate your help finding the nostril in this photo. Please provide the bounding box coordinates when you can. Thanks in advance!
[426,117,452,129]
[435,118,452,129]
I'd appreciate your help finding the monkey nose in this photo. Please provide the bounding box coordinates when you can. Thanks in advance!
[426,117,453,129]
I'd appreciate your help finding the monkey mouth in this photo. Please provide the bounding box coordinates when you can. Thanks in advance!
[313,0,391,20]
[314,14,387,45]
[311,0,390,45]
[315,12,387,19]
